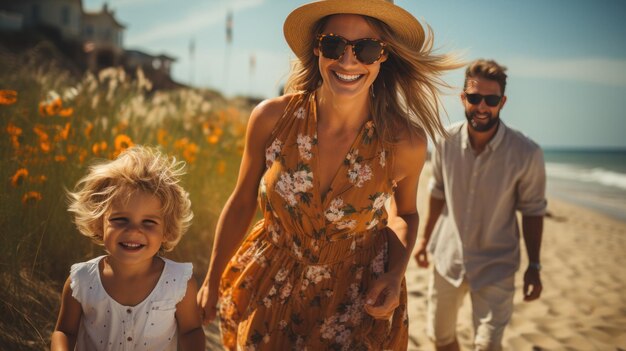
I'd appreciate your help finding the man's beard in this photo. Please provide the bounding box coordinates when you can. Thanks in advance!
[465,110,500,132]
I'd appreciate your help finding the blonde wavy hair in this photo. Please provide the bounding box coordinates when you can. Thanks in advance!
[285,15,464,143]
[67,146,193,252]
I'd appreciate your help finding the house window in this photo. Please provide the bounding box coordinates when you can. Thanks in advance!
[61,6,70,25]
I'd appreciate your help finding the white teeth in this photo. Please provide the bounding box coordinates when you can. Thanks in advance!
[335,72,361,82]
[121,242,142,248]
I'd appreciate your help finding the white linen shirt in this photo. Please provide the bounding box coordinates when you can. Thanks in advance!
[70,255,192,351]
[427,121,546,291]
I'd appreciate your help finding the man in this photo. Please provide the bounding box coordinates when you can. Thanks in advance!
[414,59,546,351]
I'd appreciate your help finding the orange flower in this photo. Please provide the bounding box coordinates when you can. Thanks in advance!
[22,191,43,205]
[6,122,22,136]
[58,107,74,117]
[182,143,199,164]
[78,149,88,164]
[114,134,133,154]
[33,125,49,141]
[0,90,17,105]
[40,140,51,153]
[84,122,94,139]
[54,155,67,162]
[206,134,220,145]
[92,141,108,155]
[7,122,22,149]
[58,123,71,141]
[11,168,29,187]
[157,128,169,146]
[45,98,63,116]
[174,137,189,150]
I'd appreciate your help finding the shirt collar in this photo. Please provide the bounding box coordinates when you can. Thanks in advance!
[461,120,507,151]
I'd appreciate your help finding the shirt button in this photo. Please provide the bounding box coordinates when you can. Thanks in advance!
[126,308,132,314]
[127,337,133,342]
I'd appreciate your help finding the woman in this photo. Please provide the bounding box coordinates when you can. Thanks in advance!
[197,0,460,349]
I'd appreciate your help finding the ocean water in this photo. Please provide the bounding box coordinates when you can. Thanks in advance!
[544,149,626,222]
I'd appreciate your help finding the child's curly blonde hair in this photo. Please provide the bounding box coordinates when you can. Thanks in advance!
[67,146,193,252]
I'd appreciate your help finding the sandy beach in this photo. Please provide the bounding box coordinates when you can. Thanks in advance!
[205,163,626,350]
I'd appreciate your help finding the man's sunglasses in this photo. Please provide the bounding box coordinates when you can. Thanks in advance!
[317,33,386,65]
[464,92,502,107]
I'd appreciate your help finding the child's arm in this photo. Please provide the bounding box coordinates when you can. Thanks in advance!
[51,277,83,351]
[176,277,206,351]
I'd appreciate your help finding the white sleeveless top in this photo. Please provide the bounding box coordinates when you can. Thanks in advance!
[70,255,192,351]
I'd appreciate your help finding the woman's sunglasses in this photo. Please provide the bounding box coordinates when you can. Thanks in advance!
[317,33,386,65]
[464,92,502,107]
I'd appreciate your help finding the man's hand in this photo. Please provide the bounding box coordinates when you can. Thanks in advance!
[413,238,429,268]
[523,266,542,301]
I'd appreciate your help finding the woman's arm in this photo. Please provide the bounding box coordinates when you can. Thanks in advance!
[176,278,205,351]
[51,277,83,351]
[364,130,427,319]
[197,95,292,323]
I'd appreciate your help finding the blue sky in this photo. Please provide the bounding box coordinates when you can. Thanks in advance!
[83,0,626,149]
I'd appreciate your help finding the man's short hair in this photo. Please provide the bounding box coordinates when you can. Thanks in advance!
[464,59,508,95]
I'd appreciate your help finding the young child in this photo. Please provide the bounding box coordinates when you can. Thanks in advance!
[51,146,205,351]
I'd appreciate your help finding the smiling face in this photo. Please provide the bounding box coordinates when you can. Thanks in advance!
[102,190,165,265]
[462,77,507,133]
[314,14,387,99]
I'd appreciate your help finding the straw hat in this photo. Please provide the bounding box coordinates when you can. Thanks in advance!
[283,0,425,60]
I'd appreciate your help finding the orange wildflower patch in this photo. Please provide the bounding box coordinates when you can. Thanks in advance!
[0,90,17,105]
[22,191,43,205]
[92,141,108,156]
[11,168,29,187]
[157,128,169,147]
[78,149,89,164]
[182,143,199,164]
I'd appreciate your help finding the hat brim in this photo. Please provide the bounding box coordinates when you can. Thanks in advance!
[283,0,424,60]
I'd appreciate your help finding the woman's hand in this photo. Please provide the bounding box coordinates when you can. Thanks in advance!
[196,283,218,324]
[363,273,403,320]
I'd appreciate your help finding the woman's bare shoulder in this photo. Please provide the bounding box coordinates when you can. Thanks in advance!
[394,127,427,154]
[392,127,428,179]
[250,93,298,126]
[246,93,299,147]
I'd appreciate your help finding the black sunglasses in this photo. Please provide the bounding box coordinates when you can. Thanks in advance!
[317,33,386,65]
[464,92,502,107]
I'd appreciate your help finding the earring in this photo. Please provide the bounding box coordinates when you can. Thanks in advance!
[370,84,375,98]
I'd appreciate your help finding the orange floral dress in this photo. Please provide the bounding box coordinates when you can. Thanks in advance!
[218,92,409,350]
